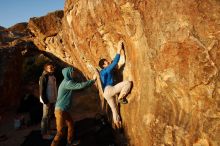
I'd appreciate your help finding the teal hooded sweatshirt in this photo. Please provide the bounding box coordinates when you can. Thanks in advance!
[55,67,95,111]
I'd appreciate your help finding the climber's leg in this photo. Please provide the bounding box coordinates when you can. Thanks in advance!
[103,86,121,128]
[113,81,132,103]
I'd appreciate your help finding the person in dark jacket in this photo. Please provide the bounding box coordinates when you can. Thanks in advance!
[51,67,97,146]
[39,62,57,140]
[99,40,132,128]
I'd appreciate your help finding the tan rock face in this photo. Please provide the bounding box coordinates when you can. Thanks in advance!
[29,0,220,145]
[28,10,101,118]
[28,10,70,65]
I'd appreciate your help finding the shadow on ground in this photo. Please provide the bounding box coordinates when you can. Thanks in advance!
[21,115,117,146]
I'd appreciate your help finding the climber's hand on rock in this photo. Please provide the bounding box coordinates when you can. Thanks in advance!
[117,40,124,54]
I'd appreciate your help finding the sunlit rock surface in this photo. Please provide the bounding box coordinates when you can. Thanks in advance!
[28,10,67,64]
[29,0,220,145]
[28,10,100,119]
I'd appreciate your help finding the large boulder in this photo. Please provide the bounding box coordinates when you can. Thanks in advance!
[0,23,30,108]
[28,10,69,64]
[0,23,43,109]
[29,0,220,145]
[28,10,101,118]
[0,41,38,108]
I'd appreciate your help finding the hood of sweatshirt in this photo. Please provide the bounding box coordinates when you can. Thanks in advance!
[62,67,74,80]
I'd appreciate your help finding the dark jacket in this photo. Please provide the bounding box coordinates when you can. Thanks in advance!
[39,71,50,104]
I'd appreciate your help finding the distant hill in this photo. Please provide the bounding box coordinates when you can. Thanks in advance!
[0,26,5,30]
[0,22,30,46]
[7,22,28,32]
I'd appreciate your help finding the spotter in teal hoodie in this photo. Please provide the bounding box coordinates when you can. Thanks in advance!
[55,67,95,111]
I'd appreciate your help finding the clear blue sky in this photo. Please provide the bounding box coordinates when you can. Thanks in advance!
[0,0,65,28]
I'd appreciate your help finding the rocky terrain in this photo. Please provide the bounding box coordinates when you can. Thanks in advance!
[1,0,220,146]
[0,23,36,108]
[0,11,99,122]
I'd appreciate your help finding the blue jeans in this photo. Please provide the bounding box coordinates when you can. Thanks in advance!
[41,103,54,134]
